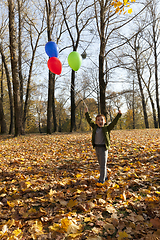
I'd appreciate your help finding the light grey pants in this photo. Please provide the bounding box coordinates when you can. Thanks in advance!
[95,147,108,182]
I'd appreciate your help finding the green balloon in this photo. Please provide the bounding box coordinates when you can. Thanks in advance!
[68,51,82,71]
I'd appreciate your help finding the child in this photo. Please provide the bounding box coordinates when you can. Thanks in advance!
[85,107,122,183]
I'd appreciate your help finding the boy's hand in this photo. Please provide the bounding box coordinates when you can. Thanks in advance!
[85,107,88,113]
[118,110,122,114]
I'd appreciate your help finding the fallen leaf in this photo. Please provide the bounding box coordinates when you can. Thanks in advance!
[150,218,160,229]
[118,231,132,240]
[67,199,78,208]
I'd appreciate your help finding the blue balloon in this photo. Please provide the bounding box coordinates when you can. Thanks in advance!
[45,41,59,58]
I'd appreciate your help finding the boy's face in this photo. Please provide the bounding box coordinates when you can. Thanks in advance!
[96,116,106,127]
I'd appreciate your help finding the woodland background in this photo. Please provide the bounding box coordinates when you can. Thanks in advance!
[0,0,160,136]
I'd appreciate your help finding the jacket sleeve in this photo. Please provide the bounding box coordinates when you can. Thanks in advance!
[85,112,95,129]
[107,113,122,131]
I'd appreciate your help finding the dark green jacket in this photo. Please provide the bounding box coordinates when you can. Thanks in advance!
[85,112,122,150]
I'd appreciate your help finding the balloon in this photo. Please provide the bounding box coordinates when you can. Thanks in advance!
[45,41,59,58]
[68,51,82,71]
[47,57,62,75]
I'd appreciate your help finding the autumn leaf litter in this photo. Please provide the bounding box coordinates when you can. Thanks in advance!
[0,129,160,240]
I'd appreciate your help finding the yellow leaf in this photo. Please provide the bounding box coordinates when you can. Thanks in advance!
[49,189,56,197]
[67,199,78,208]
[118,231,131,240]
[67,222,81,234]
[13,228,22,237]
[113,184,119,189]
[49,223,60,232]
[40,207,47,214]
[128,8,132,14]
[35,220,43,232]
[84,217,93,222]
[115,7,120,13]
[76,174,82,178]
[25,181,32,188]
[124,0,128,5]
[68,233,82,238]
[61,218,71,232]
[28,208,37,215]
[7,201,15,208]
[7,219,15,228]
[107,189,112,199]
[96,182,104,186]
[76,189,82,194]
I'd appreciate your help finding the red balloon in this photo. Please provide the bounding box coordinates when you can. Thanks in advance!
[47,57,62,75]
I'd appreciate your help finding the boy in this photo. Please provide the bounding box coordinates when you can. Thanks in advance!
[85,107,122,183]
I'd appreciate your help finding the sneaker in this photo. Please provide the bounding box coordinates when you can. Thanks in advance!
[98,177,108,184]
[98,180,104,184]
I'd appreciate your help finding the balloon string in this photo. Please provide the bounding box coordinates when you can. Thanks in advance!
[70,83,88,108]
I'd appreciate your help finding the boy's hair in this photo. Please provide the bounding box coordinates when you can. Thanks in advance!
[96,114,106,122]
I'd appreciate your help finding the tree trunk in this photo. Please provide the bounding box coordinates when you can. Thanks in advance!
[17,0,24,133]
[0,43,14,134]
[99,55,107,117]
[8,0,22,136]
[23,28,41,132]
[0,64,6,134]
[135,35,149,129]
[152,21,160,127]
[52,74,57,132]
[47,71,53,134]
[0,98,7,134]
[136,71,149,128]
[45,0,54,134]
[148,91,158,128]
[132,79,135,129]
[98,1,107,119]
[70,70,76,132]
[142,78,158,128]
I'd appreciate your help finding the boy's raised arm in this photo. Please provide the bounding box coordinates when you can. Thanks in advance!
[107,111,122,131]
[85,108,95,128]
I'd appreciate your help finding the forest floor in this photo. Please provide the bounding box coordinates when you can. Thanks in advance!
[0,129,160,240]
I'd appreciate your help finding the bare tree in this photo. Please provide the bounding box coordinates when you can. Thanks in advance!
[22,6,46,132]
[145,0,160,127]
[0,42,14,134]
[45,0,64,133]
[116,0,159,128]
[94,0,152,120]
[134,33,149,128]
[17,0,23,124]
[0,60,6,133]
[58,0,94,132]
[8,0,22,136]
